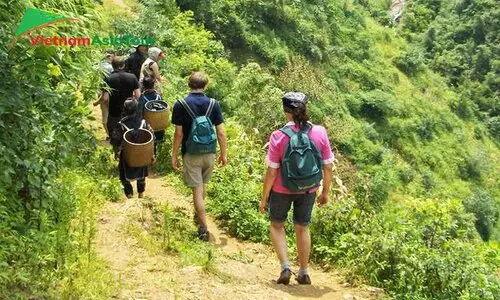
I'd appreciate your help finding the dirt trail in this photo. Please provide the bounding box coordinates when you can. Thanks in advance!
[90,1,383,298]
[89,104,381,299]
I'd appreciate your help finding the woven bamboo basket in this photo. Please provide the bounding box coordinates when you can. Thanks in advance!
[144,100,170,131]
[123,129,154,168]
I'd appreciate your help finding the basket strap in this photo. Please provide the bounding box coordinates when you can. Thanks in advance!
[140,119,146,129]
[119,121,131,131]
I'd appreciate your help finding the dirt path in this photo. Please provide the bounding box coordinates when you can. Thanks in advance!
[89,98,381,299]
[89,0,383,298]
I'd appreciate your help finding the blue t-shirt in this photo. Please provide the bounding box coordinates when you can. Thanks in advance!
[172,92,224,155]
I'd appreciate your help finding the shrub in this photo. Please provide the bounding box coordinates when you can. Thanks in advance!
[394,47,424,76]
[464,189,499,241]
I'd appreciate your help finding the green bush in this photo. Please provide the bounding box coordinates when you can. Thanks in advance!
[394,47,425,76]
[464,190,499,241]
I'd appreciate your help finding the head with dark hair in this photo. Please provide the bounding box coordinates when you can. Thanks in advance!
[123,98,138,116]
[188,71,209,90]
[111,56,125,70]
[123,97,141,129]
[142,76,155,90]
[282,92,309,129]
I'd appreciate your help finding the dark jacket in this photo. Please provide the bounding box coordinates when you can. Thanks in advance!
[125,49,146,80]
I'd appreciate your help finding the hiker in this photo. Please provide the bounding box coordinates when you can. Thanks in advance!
[125,44,148,79]
[102,57,141,143]
[110,98,155,198]
[259,92,334,285]
[93,52,115,138]
[138,75,167,154]
[139,47,166,91]
[171,71,227,241]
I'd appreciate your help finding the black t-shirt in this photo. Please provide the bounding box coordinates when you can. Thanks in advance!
[172,93,224,155]
[125,51,146,79]
[105,70,139,118]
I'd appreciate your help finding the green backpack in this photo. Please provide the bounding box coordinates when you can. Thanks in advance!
[179,98,217,154]
[280,124,323,192]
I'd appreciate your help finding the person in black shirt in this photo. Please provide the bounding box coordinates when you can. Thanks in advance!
[171,71,227,241]
[102,57,141,148]
[125,44,148,80]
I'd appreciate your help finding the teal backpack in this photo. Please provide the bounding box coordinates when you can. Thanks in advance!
[179,98,217,154]
[280,124,323,192]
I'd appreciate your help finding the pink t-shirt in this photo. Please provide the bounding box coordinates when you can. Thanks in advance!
[266,122,335,194]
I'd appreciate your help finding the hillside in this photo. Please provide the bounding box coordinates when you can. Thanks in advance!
[0,0,498,299]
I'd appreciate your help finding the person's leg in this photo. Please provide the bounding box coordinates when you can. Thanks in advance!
[270,221,288,267]
[137,178,145,198]
[183,154,208,240]
[292,193,316,284]
[192,184,207,228]
[119,154,133,198]
[100,101,109,137]
[294,223,311,272]
[268,191,293,284]
[122,180,133,198]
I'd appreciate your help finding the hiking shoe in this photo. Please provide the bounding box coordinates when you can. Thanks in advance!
[277,269,292,285]
[197,230,210,242]
[126,194,133,199]
[296,273,311,285]
[138,192,144,198]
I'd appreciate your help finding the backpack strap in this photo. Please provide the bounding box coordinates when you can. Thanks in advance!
[154,93,161,101]
[206,98,216,117]
[280,126,296,138]
[280,123,312,137]
[140,119,147,129]
[300,123,313,133]
[178,99,197,120]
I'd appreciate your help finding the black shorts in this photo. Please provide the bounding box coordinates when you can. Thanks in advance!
[268,190,316,225]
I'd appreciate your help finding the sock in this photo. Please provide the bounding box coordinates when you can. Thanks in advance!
[281,261,290,271]
[298,268,308,276]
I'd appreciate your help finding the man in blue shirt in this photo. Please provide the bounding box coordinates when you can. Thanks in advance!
[171,71,228,241]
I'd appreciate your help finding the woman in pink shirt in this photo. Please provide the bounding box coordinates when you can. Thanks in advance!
[259,92,334,285]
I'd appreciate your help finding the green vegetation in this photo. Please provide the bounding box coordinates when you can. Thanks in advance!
[1,0,499,298]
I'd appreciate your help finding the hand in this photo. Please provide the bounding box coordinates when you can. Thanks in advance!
[151,155,157,165]
[317,192,329,208]
[171,155,180,171]
[93,100,100,106]
[259,196,268,214]
[218,154,228,168]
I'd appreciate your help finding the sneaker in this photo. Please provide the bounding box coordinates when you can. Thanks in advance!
[126,194,133,199]
[296,273,311,285]
[138,193,144,198]
[197,228,209,242]
[277,268,292,285]
[198,230,209,242]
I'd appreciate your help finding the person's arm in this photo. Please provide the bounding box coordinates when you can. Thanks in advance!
[100,91,109,106]
[133,88,141,99]
[151,62,162,83]
[259,131,282,213]
[317,163,333,207]
[317,126,335,207]
[171,125,183,171]
[215,124,227,167]
[259,167,279,213]
[93,91,104,106]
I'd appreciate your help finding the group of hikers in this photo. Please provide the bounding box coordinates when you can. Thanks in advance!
[96,44,334,286]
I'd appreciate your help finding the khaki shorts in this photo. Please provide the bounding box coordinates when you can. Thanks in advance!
[182,153,216,187]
